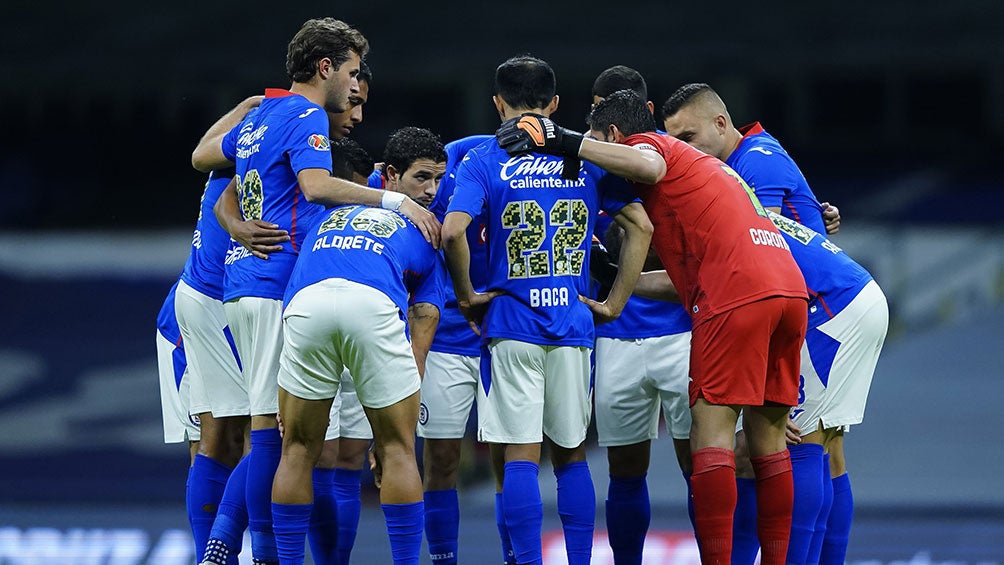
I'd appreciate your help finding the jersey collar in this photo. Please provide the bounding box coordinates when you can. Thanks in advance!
[738,122,765,138]
[265,88,297,98]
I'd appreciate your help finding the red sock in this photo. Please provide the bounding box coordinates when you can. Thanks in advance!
[751,449,794,565]
[690,447,736,564]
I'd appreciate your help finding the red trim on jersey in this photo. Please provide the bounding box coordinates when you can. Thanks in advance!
[808,288,835,318]
[265,88,296,98]
[738,122,765,138]
[785,200,802,223]
[175,335,183,348]
[290,188,300,252]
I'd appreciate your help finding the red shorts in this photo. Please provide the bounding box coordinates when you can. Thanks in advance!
[689,296,807,407]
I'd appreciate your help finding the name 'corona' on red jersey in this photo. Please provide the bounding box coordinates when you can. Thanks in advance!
[624,132,807,325]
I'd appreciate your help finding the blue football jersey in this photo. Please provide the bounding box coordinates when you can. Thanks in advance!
[285,205,445,320]
[727,123,826,234]
[429,135,494,356]
[592,213,692,339]
[447,142,636,347]
[768,211,872,331]
[156,282,187,390]
[220,89,334,301]
[180,169,234,301]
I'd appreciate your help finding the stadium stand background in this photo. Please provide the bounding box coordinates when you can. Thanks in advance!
[1,2,1002,562]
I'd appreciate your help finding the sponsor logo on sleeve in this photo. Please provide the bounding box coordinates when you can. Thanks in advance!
[308,134,330,151]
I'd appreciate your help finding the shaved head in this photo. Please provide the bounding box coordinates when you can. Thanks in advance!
[661,83,736,161]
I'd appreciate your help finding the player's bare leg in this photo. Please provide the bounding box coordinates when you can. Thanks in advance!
[744,405,795,565]
[364,391,424,563]
[424,438,462,491]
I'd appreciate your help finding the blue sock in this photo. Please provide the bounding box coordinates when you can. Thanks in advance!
[502,461,543,565]
[308,468,338,565]
[188,454,233,559]
[605,474,650,565]
[382,501,424,565]
[555,462,594,565]
[332,468,362,564]
[807,454,833,565]
[731,477,759,565]
[787,443,825,565]
[494,492,517,565]
[247,428,282,563]
[272,502,312,565]
[424,489,459,564]
[204,455,251,564]
[820,473,853,565]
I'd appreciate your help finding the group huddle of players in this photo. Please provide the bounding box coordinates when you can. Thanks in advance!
[155,16,888,565]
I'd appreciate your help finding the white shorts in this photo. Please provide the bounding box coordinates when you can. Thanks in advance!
[418,351,480,439]
[278,278,421,410]
[224,296,283,416]
[324,369,374,441]
[176,280,248,417]
[595,332,692,446]
[478,339,592,449]
[156,330,200,443]
[793,280,888,434]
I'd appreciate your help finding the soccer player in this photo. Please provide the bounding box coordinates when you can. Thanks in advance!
[661,83,840,235]
[417,133,491,565]
[499,90,808,564]
[444,56,653,565]
[330,137,374,185]
[174,167,253,563]
[660,83,850,563]
[589,66,696,563]
[269,195,446,564]
[189,18,439,565]
[309,60,373,565]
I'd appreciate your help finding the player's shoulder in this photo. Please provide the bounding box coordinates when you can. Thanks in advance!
[446,135,493,161]
[624,131,671,152]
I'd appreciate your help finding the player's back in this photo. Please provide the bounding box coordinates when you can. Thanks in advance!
[767,211,873,331]
[626,131,807,325]
[286,205,444,318]
[449,140,635,347]
[728,123,825,233]
[180,169,234,301]
[221,90,333,301]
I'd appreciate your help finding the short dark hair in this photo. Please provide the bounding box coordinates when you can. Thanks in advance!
[330,138,373,181]
[494,55,556,110]
[661,82,714,119]
[286,18,369,83]
[358,60,373,85]
[382,127,447,175]
[592,65,647,100]
[587,90,658,137]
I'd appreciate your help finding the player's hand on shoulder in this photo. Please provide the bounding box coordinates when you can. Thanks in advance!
[577,294,622,325]
[495,113,584,158]
[821,202,841,234]
[399,198,442,249]
[232,219,290,260]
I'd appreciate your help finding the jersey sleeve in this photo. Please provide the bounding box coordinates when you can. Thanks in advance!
[445,151,489,219]
[409,252,446,312]
[735,149,799,209]
[221,123,240,162]
[597,172,639,216]
[285,107,334,175]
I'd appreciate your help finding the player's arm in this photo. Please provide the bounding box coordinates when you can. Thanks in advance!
[192,95,264,173]
[407,302,440,379]
[297,168,441,248]
[577,138,667,185]
[442,211,499,335]
[213,176,290,260]
[632,270,681,302]
[495,114,666,184]
[578,202,653,323]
